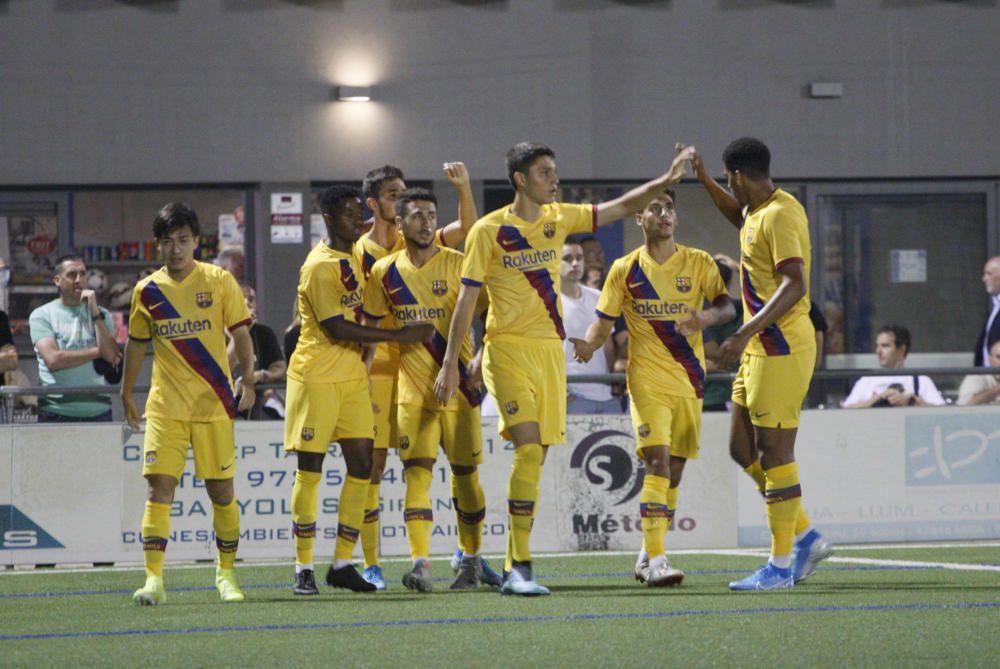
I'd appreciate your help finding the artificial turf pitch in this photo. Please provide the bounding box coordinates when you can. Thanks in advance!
[2,543,998,668]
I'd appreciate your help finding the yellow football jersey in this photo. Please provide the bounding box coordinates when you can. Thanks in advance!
[128,262,251,421]
[739,188,813,357]
[597,245,727,399]
[363,247,485,410]
[354,229,446,378]
[461,202,596,340]
[287,241,367,384]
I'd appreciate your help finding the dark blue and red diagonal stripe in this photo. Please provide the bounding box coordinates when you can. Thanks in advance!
[382,261,418,306]
[339,259,360,292]
[626,262,660,300]
[362,249,378,278]
[423,330,486,407]
[140,281,236,417]
[649,320,706,398]
[496,225,532,252]
[765,484,802,504]
[740,265,791,356]
[523,267,565,338]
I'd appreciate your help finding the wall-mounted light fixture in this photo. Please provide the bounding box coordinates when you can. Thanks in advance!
[808,82,843,99]
[332,85,372,102]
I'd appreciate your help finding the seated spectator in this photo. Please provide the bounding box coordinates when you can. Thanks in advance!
[29,255,121,422]
[957,339,1000,406]
[229,284,286,419]
[703,257,742,411]
[842,324,945,408]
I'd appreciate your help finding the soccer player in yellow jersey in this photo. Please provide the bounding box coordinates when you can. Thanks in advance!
[286,185,433,595]
[355,163,478,589]
[121,202,257,606]
[364,188,493,592]
[434,142,694,596]
[572,190,735,588]
[688,138,832,590]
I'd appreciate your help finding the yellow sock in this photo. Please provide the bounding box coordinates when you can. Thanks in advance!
[334,475,369,561]
[452,470,486,556]
[640,474,670,558]
[764,462,802,560]
[361,481,381,568]
[795,506,812,536]
[212,499,240,570]
[744,459,767,493]
[140,501,171,578]
[666,486,679,530]
[291,470,320,566]
[506,443,543,570]
[404,466,433,561]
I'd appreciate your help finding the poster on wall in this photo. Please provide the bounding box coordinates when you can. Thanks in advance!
[270,193,303,244]
[5,213,59,284]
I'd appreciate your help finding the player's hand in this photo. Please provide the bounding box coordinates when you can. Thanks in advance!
[81,289,100,316]
[887,390,913,407]
[676,310,710,336]
[235,378,256,414]
[569,337,597,363]
[467,350,485,392]
[397,322,435,344]
[443,162,470,188]
[715,331,749,368]
[665,145,695,183]
[677,143,708,181]
[434,365,460,405]
[122,394,141,431]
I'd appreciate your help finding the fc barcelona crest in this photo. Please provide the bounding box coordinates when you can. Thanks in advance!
[543,222,556,239]
[399,436,410,450]
[675,277,692,293]
[432,280,448,296]
[301,427,314,442]
[196,292,213,308]
[505,400,519,415]
[638,424,651,438]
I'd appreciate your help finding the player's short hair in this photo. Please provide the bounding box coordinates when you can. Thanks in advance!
[362,165,405,201]
[564,234,589,247]
[715,258,733,287]
[318,185,361,218]
[153,202,200,240]
[396,188,437,219]
[506,142,555,189]
[723,137,771,180]
[54,254,84,276]
[664,188,677,204]
[877,324,911,357]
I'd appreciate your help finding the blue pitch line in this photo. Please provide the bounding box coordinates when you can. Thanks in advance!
[3,601,999,642]
[0,565,935,600]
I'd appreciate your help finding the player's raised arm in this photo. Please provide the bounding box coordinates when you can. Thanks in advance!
[434,282,481,403]
[438,162,478,248]
[594,146,694,227]
[682,143,744,228]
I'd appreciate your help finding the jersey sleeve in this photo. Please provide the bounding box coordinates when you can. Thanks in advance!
[127,285,152,341]
[221,271,252,331]
[564,203,598,235]
[28,308,54,345]
[596,259,626,320]
[460,223,492,287]
[304,261,350,325]
[362,263,390,321]
[763,209,806,270]
[701,255,729,302]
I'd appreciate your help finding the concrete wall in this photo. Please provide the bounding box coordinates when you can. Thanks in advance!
[2,0,998,186]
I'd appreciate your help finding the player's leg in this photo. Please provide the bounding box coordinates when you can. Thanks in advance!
[133,417,188,605]
[637,444,677,586]
[397,404,439,593]
[361,377,396,589]
[196,420,244,602]
[442,407,492,590]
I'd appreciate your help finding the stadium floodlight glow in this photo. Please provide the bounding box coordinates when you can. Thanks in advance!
[333,86,372,102]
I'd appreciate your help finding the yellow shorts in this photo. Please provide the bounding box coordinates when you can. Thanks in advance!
[731,350,814,428]
[284,376,375,453]
[483,335,566,445]
[142,416,235,480]
[628,385,702,460]
[370,375,398,451]
[396,403,484,467]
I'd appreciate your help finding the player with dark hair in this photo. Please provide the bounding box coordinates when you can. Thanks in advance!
[123,202,256,605]
[687,138,832,590]
[285,185,433,596]
[572,190,735,587]
[435,141,694,595]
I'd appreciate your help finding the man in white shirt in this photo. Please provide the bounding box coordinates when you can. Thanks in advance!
[843,325,945,408]
[958,339,1000,405]
[561,239,621,414]
[974,256,1000,367]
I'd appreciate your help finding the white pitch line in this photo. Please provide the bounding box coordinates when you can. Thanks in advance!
[823,555,1000,573]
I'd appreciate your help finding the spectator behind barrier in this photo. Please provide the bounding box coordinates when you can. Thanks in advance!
[703,256,742,411]
[229,284,287,419]
[974,256,1000,367]
[958,339,1000,406]
[29,255,122,422]
[842,324,945,409]
[284,300,301,363]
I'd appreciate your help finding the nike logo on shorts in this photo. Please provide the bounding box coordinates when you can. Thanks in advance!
[471,450,482,458]
[221,462,234,471]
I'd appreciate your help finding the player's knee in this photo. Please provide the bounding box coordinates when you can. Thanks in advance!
[513,443,544,469]
[145,474,177,504]
[451,464,476,477]
[297,451,325,473]
[644,455,669,477]
[205,479,235,506]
